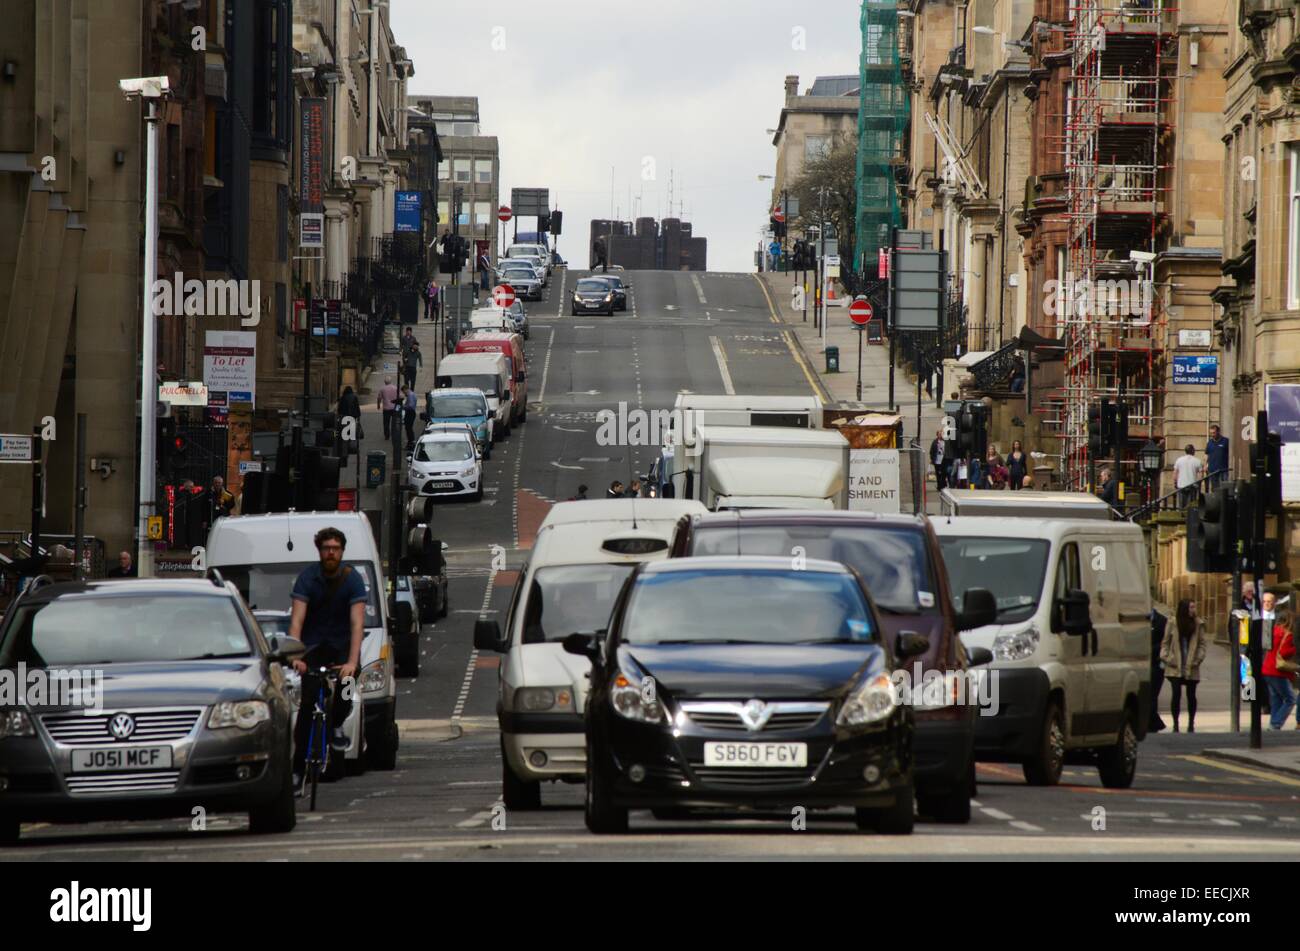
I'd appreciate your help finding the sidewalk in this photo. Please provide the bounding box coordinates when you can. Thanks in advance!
[1201,742,1300,778]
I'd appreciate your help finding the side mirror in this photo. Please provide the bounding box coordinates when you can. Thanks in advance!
[474,619,505,652]
[895,631,931,659]
[957,588,998,631]
[967,647,994,667]
[1058,589,1092,636]
[562,631,602,660]
[269,636,307,665]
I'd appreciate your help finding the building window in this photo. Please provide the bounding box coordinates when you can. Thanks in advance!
[454,158,471,183]
[277,184,288,262]
[1290,143,1300,311]
[805,135,830,162]
[454,122,476,136]
[438,159,449,181]
[475,159,492,184]
[474,201,490,225]
[438,200,449,226]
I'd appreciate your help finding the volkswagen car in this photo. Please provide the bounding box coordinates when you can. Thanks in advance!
[0,576,301,844]
[565,556,922,835]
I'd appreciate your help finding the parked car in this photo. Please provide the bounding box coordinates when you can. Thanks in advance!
[409,429,483,501]
[496,262,542,301]
[572,277,617,315]
[566,556,922,834]
[670,510,996,822]
[0,576,300,844]
[424,388,494,459]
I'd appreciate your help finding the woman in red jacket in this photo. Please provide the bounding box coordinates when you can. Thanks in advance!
[1262,612,1298,730]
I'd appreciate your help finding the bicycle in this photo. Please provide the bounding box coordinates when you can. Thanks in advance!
[300,662,340,812]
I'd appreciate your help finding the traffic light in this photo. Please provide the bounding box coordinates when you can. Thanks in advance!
[958,404,975,455]
[538,212,550,234]
[1099,399,1115,456]
[971,403,988,459]
[1196,483,1237,560]
[550,210,563,236]
[770,216,786,239]
[1088,403,1103,456]
[1111,401,1129,458]
[403,495,442,575]
[1250,429,1283,516]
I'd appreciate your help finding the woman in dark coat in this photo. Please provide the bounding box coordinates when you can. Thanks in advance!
[1006,440,1028,490]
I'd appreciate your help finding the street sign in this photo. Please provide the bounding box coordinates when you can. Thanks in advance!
[825,255,841,267]
[891,248,944,331]
[510,188,549,217]
[1179,329,1212,348]
[238,460,263,476]
[492,284,516,309]
[1172,354,1218,385]
[772,208,786,224]
[498,205,512,223]
[0,434,33,463]
[849,297,874,326]
[146,516,164,540]
[159,382,209,406]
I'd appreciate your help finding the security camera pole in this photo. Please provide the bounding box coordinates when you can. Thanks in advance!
[122,76,171,577]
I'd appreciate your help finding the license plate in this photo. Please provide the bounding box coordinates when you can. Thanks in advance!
[71,746,174,772]
[428,481,458,490]
[703,742,807,768]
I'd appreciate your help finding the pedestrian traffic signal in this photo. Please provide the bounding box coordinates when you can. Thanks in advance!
[1250,429,1283,517]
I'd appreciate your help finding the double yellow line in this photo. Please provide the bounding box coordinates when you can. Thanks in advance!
[753,273,828,402]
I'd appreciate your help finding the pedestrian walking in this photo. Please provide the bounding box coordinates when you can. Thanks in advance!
[1263,610,1299,730]
[401,326,416,357]
[479,251,491,292]
[1097,467,1119,507]
[1241,581,1261,620]
[403,342,422,391]
[1006,440,1029,490]
[953,455,969,490]
[400,385,418,445]
[1149,605,1168,732]
[210,475,236,521]
[1205,424,1230,487]
[1173,444,1203,508]
[625,479,642,498]
[377,376,399,440]
[967,454,983,490]
[426,279,440,322]
[1160,598,1207,732]
[607,480,624,499]
[929,428,951,491]
[983,448,1008,489]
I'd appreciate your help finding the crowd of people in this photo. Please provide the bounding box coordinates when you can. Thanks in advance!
[929,429,1032,491]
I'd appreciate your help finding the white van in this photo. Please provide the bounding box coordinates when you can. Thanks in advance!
[474,499,707,809]
[206,511,400,770]
[939,489,1113,520]
[435,351,512,437]
[931,516,1151,788]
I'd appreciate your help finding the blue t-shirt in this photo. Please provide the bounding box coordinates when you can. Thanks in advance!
[291,563,368,652]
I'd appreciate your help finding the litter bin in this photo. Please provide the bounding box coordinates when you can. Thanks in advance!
[367,450,387,488]
[825,345,840,373]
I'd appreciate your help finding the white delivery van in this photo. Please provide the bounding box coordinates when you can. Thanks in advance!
[474,499,707,809]
[681,425,850,510]
[939,489,1114,520]
[435,351,512,438]
[931,515,1151,788]
[206,511,400,770]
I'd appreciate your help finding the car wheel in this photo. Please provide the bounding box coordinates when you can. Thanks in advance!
[0,813,19,846]
[248,763,297,834]
[1023,698,1066,786]
[856,780,914,834]
[584,742,628,834]
[1097,706,1139,789]
[501,740,542,810]
[475,484,484,502]
[366,715,399,771]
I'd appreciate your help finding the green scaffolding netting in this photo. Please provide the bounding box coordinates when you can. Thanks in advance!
[856,0,909,274]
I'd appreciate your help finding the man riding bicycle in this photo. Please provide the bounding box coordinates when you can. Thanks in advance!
[288,527,366,791]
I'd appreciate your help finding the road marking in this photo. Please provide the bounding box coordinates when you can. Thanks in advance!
[551,460,584,470]
[536,327,555,406]
[574,350,600,354]
[1180,755,1300,788]
[709,336,735,395]
[751,274,826,401]
[450,569,497,738]
[980,807,1014,821]
[1009,820,1044,833]
[552,426,585,433]
[691,274,707,304]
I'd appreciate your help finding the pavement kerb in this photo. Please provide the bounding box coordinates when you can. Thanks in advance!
[1199,747,1300,779]
[752,272,831,403]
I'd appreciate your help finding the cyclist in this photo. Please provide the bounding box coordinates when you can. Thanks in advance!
[288,527,366,791]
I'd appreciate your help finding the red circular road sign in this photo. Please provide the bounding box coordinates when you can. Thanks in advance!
[849,297,874,325]
[498,205,512,223]
[772,208,786,223]
[492,284,516,309]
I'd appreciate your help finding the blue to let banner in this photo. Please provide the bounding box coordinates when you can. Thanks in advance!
[1172,354,1218,385]
[395,191,422,233]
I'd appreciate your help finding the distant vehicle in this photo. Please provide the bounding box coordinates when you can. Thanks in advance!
[409,429,483,501]
[470,299,528,338]
[456,331,527,424]
[0,577,301,844]
[550,251,567,268]
[681,425,851,510]
[591,274,631,311]
[572,277,617,315]
[567,556,921,835]
[939,489,1114,520]
[505,245,550,282]
[423,388,494,458]
[435,351,513,438]
[495,263,542,301]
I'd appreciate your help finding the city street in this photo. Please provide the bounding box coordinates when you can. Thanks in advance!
[6,269,1299,861]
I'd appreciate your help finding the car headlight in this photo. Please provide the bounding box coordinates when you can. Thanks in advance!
[0,709,35,738]
[515,687,574,712]
[605,293,614,302]
[837,673,899,727]
[359,659,387,694]
[207,700,271,730]
[992,625,1039,661]
[610,672,662,723]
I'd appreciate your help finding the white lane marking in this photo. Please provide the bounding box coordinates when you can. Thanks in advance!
[1009,820,1044,833]
[691,274,707,304]
[552,426,584,433]
[551,460,584,470]
[450,569,497,738]
[574,350,600,354]
[709,336,735,395]
[980,807,1014,821]
[536,327,555,406]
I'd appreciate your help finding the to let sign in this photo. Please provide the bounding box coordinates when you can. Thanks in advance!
[1172,354,1218,385]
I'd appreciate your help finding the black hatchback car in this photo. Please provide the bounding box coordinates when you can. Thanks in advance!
[564,556,924,835]
[0,576,303,844]
[571,277,618,315]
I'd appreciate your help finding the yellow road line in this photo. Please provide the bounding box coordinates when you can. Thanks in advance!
[1179,755,1300,788]
[753,273,826,402]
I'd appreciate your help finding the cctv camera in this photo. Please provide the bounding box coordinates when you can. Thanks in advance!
[118,76,170,99]
[1129,250,1156,262]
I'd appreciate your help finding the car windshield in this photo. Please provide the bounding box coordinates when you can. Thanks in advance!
[577,280,609,292]
[501,268,533,278]
[519,564,635,643]
[937,536,1050,623]
[430,396,485,418]
[622,568,874,645]
[416,440,474,462]
[220,562,382,627]
[691,524,935,613]
[0,595,253,666]
[437,374,499,398]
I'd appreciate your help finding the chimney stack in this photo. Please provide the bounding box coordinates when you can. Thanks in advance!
[784,75,799,101]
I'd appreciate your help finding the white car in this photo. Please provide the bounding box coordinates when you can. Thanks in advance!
[424,421,483,459]
[409,430,483,501]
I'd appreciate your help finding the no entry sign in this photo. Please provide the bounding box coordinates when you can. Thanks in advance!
[849,297,874,326]
[492,284,516,309]
[498,205,512,223]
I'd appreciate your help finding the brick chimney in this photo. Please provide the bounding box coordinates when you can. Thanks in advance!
[784,75,799,101]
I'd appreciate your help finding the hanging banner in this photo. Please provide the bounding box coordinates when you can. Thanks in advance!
[299,98,326,214]
[395,191,422,233]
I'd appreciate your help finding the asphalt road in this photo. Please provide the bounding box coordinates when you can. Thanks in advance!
[7,269,1300,860]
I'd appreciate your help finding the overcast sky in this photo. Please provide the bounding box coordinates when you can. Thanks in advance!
[391,0,862,271]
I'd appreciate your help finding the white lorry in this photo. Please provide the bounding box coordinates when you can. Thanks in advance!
[678,424,850,510]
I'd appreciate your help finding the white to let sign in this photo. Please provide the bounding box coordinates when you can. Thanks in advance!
[825,255,840,266]
[0,434,34,463]
[1179,329,1212,347]
[203,331,256,408]
[1282,445,1300,503]
[848,449,900,513]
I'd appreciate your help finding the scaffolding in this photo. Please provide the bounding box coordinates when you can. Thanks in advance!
[856,0,909,275]
[1049,0,1177,490]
